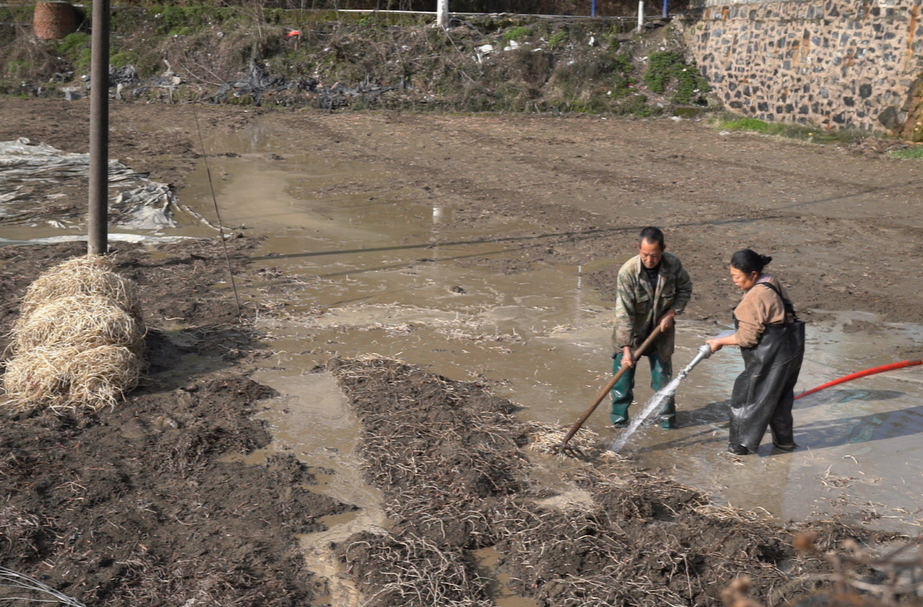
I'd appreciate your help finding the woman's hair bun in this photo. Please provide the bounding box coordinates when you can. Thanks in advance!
[730,249,772,274]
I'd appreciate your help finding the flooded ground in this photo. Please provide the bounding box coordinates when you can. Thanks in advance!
[4,119,920,539]
[3,103,922,605]
[152,121,923,538]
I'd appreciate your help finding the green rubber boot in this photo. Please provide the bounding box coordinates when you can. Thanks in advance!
[610,353,636,427]
[651,353,676,429]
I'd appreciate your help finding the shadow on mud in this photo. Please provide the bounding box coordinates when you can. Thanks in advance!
[797,404,923,449]
[633,388,918,455]
[140,324,269,394]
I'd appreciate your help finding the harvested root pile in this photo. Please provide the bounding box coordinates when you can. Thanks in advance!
[328,356,909,607]
[526,419,621,460]
[328,355,528,607]
[2,255,144,412]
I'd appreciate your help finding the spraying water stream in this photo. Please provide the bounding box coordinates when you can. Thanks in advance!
[611,343,714,452]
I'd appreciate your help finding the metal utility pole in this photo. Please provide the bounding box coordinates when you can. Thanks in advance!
[636,0,645,32]
[88,0,110,255]
[591,0,597,17]
[436,0,448,27]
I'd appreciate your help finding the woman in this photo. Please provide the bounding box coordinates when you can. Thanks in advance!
[706,250,805,455]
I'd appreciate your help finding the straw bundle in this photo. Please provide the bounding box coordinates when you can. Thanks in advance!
[19,255,141,320]
[10,294,143,353]
[2,346,142,413]
[2,255,145,413]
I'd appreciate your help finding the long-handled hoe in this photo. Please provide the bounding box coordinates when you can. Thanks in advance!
[551,325,664,456]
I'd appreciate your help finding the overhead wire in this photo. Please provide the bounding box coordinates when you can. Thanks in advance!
[191,104,242,317]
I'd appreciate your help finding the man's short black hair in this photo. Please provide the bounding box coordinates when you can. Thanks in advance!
[638,226,665,248]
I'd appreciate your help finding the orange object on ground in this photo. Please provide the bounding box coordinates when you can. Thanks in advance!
[796,359,923,400]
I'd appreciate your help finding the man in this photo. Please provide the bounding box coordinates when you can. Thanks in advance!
[610,227,692,429]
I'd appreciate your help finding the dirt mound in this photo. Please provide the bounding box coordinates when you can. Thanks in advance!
[0,240,355,606]
[0,373,353,605]
[328,356,903,607]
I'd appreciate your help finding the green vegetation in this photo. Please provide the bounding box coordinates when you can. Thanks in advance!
[0,4,32,24]
[609,54,635,97]
[887,147,923,159]
[715,114,878,145]
[56,32,92,72]
[503,26,532,42]
[1,4,909,147]
[722,117,774,133]
[644,50,709,104]
[548,30,568,49]
[110,50,141,69]
[2,59,28,79]
[603,24,624,49]
[0,9,708,117]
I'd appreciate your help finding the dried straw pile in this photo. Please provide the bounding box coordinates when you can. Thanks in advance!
[18,255,141,319]
[2,256,145,413]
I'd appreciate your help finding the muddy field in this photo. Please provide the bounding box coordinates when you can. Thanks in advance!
[2,98,923,606]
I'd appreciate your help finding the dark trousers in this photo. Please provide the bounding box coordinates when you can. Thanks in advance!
[730,322,804,451]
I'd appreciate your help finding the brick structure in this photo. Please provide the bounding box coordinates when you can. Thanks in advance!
[33,1,77,40]
[676,0,923,138]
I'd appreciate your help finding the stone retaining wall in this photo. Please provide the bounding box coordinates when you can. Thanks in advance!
[675,0,923,138]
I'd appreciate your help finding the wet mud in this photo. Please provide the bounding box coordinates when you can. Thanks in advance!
[327,357,903,607]
[0,241,354,606]
[2,100,923,606]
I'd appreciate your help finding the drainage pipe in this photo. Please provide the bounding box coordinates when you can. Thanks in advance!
[795,359,923,400]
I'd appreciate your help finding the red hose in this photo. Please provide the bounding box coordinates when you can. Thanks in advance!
[795,359,923,400]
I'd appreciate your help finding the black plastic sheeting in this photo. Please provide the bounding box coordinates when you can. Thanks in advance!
[58,59,397,109]
[212,60,396,109]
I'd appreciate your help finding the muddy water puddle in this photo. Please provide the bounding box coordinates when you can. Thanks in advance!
[244,368,385,607]
[185,137,918,497]
[5,122,922,600]
[177,125,923,555]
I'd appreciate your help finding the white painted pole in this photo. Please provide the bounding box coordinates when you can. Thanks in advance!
[437,0,449,27]
[637,0,644,32]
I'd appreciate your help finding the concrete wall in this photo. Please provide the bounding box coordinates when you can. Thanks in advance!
[675,0,923,138]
